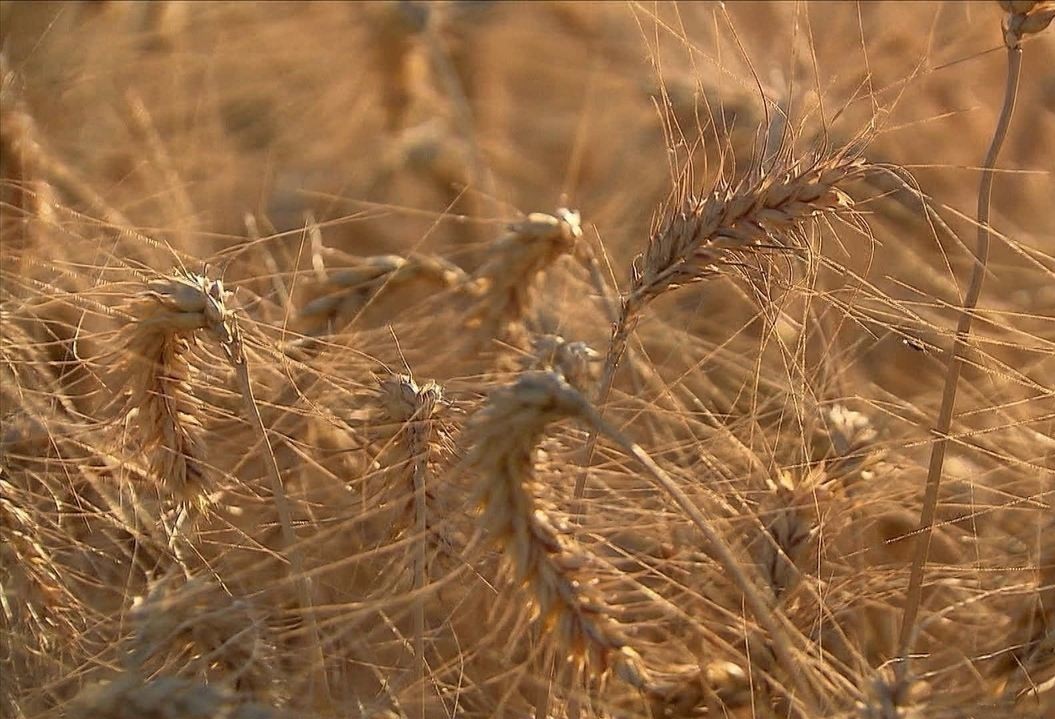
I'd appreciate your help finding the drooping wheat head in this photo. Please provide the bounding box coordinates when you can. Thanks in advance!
[467,208,583,348]
[466,371,650,690]
[119,270,235,511]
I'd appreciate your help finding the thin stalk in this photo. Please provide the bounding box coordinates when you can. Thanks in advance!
[897,40,1023,662]
[412,442,428,719]
[228,344,334,706]
[590,410,821,715]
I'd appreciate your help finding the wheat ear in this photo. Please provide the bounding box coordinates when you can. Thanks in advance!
[468,208,583,347]
[121,272,217,512]
[467,372,651,691]
[577,147,871,504]
[0,55,57,249]
[376,373,444,719]
[897,0,1051,666]
[471,372,820,712]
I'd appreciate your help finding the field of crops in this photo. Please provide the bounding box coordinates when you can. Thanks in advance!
[1,2,1053,718]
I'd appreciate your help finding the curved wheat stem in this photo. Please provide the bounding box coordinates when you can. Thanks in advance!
[897,0,1049,667]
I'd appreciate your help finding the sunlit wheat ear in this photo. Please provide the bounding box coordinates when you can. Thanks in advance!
[520,334,602,392]
[120,270,234,511]
[466,371,650,689]
[467,208,583,347]
[594,148,872,419]
[297,253,467,336]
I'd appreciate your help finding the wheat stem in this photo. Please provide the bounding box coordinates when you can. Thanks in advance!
[897,7,1026,667]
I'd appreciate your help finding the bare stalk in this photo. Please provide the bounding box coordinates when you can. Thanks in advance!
[897,1,1041,663]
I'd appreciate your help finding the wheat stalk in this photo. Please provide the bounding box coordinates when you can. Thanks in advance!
[897,0,1051,668]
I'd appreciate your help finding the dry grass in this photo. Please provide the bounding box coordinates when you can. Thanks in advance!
[1,2,1053,718]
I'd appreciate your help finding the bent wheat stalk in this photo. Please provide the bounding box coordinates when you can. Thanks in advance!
[897,0,1050,666]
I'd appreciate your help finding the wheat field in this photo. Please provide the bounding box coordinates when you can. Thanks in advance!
[1,1,1053,718]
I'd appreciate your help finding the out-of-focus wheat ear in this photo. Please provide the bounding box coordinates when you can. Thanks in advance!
[69,673,282,719]
[854,667,930,719]
[577,147,872,507]
[520,334,602,392]
[898,0,1050,669]
[376,373,445,719]
[645,660,751,717]
[466,208,583,349]
[750,467,829,600]
[297,253,466,337]
[0,54,58,251]
[466,371,651,693]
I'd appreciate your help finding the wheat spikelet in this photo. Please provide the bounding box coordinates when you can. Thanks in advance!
[467,208,583,347]
[467,371,650,689]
